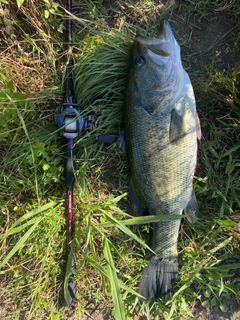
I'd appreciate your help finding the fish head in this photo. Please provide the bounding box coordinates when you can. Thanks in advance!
[129,20,186,114]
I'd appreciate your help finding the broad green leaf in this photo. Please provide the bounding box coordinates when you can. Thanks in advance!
[87,256,141,298]
[78,213,92,270]
[99,209,154,253]
[103,237,126,320]
[221,145,240,158]
[10,201,58,229]
[219,302,228,312]
[44,10,50,19]
[219,278,224,296]
[87,256,108,278]
[100,213,185,227]
[167,300,176,320]
[6,80,14,93]
[209,237,232,254]
[63,246,76,303]
[0,202,58,265]
[16,0,25,8]
[0,216,43,268]
[213,263,240,271]
[1,216,45,238]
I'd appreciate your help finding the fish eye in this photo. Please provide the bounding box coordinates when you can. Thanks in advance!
[135,56,145,66]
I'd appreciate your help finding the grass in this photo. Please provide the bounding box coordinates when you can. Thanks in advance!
[0,0,240,319]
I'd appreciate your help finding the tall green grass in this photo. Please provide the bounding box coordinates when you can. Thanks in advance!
[0,0,240,319]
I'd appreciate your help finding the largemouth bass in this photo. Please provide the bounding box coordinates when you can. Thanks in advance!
[123,20,201,301]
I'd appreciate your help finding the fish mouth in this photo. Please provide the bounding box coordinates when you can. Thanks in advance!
[157,20,171,41]
[135,21,174,59]
[146,48,170,66]
[135,21,171,44]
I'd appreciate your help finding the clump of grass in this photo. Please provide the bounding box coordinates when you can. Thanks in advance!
[74,30,132,140]
[0,0,67,318]
[195,64,240,217]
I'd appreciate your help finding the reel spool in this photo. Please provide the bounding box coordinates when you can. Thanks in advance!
[54,103,85,139]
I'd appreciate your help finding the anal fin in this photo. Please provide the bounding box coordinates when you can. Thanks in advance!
[184,188,200,224]
[118,130,126,154]
[129,178,146,216]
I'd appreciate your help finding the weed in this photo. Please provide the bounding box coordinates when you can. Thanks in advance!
[0,0,240,319]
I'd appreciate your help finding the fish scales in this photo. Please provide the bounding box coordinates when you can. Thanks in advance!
[126,94,196,255]
[123,20,201,301]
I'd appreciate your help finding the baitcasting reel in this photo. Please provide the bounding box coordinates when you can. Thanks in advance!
[55,103,116,143]
[54,102,84,139]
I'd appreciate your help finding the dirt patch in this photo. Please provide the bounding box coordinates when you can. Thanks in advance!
[171,11,239,71]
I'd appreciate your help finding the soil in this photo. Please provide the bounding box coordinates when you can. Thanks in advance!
[72,1,240,319]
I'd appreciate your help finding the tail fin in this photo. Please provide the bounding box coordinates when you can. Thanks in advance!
[139,256,178,301]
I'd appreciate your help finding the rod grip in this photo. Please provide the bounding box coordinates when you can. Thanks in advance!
[64,147,76,189]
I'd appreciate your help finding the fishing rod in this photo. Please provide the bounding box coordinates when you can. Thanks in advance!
[54,0,116,307]
[54,0,82,307]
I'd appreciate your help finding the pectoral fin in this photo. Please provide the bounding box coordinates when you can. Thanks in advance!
[196,114,201,140]
[169,108,186,144]
[170,107,201,144]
